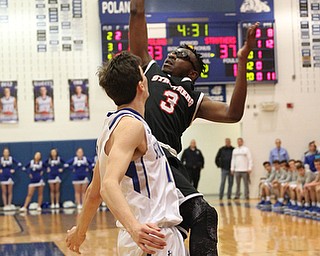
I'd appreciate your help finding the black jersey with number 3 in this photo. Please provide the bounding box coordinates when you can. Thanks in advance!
[144,60,204,154]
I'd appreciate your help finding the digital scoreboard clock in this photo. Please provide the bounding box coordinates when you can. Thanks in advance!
[99,0,276,85]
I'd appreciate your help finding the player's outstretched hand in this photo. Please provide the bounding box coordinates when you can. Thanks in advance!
[238,22,260,60]
[66,226,86,254]
[130,222,167,254]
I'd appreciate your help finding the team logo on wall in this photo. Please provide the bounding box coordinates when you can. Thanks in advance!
[0,81,18,123]
[33,80,55,122]
[240,0,271,13]
[69,79,89,121]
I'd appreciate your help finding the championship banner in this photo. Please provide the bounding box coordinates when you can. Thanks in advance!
[69,79,89,121]
[0,81,18,123]
[33,80,55,122]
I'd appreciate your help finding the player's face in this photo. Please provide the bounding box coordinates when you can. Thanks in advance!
[289,161,295,170]
[298,167,305,176]
[315,161,320,172]
[3,148,9,157]
[4,88,10,97]
[40,87,47,96]
[264,163,271,172]
[162,48,198,78]
[75,86,82,95]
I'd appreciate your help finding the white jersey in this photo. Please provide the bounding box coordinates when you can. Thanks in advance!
[1,96,15,113]
[36,96,52,113]
[71,94,87,112]
[97,108,186,256]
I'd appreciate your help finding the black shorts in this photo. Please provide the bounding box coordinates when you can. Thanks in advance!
[163,148,202,200]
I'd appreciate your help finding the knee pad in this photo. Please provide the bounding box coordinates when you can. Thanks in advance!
[180,197,218,242]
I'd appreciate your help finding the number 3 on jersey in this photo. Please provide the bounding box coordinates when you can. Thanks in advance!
[160,90,179,114]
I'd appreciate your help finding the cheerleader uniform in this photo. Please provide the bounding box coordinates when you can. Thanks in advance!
[44,157,64,184]
[66,156,91,184]
[0,156,21,185]
[25,160,45,187]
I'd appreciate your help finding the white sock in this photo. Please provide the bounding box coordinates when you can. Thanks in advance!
[297,202,302,206]
[317,202,320,208]
[278,198,284,203]
[261,197,265,201]
[266,196,270,201]
[312,202,316,207]
[305,202,310,207]
[291,200,296,205]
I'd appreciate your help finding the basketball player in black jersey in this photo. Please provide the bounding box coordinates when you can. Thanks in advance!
[66,3,258,255]
[130,0,259,255]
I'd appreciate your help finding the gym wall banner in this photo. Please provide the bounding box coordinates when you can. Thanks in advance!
[33,80,55,122]
[69,79,89,121]
[0,81,18,123]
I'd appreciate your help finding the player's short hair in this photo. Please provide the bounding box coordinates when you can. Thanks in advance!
[314,157,320,163]
[98,51,142,106]
[178,44,205,74]
[263,161,270,166]
[272,160,280,164]
[296,163,304,170]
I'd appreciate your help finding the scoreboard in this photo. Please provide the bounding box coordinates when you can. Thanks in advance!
[99,0,276,85]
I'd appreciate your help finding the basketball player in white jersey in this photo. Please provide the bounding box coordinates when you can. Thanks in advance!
[66,51,187,255]
[35,86,53,114]
[71,85,88,113]
[0,87,17,115]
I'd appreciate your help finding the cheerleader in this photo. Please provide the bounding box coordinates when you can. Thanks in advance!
[20,152,45,212]
[44,148,64,209]
[65,148,91,209]
[0,148,21,210]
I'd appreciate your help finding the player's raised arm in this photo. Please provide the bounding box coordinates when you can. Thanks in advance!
[196,22,259,123]
[129,0,152,67]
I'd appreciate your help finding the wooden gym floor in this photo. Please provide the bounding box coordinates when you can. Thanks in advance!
[0,196,319,256]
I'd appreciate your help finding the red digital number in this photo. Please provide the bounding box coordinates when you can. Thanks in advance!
[233,63,238,77]
[148,45,163,61]
[267,72,276,80]
[266,39,274,49]
[115,31,122,41]
[256,28,261,38]
[220,44,237,59]
[255,61,263,70]
[256,72,263,81]
[267,28,274,38]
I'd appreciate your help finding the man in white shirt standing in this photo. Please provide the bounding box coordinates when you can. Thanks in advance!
[231,138,253,200]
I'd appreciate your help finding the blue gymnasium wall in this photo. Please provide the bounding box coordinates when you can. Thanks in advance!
[0,139,96,207]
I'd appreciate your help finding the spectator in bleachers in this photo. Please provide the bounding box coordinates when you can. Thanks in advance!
[65,148,91,210]
[256,161,272,208]
[303,141,319,173]
[44,148,65,209]
[20,152,45,212]
[269,138,289,164]
[286,163,316,214]
[303,158,320,216]
[257,160,282,210]
[0,148,22,211]
[272,160,293,211]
